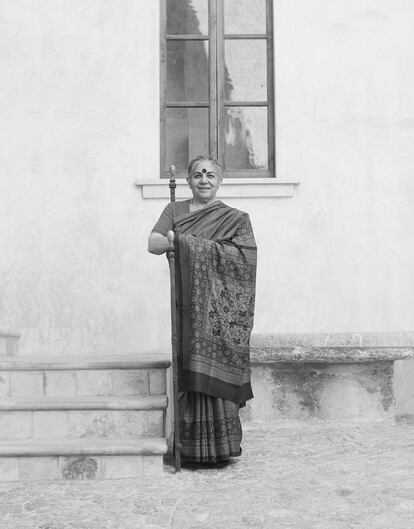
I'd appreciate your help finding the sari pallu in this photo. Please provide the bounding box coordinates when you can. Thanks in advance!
[173,201,257,462]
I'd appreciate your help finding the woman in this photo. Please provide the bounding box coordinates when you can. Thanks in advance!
[148,155,257,467]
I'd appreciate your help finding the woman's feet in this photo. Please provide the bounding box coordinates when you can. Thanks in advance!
[205,460,229,469]
[181,459,229,469]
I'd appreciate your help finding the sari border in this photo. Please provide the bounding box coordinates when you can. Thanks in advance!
[180,369,254,404]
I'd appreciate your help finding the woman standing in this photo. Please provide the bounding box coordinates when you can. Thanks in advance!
[148,155,257,468]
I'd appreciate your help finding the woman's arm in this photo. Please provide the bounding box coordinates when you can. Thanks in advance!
[148,203,175,254]
[148,231,171,255]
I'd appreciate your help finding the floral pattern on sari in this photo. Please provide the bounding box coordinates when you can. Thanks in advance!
[175,203,257,403]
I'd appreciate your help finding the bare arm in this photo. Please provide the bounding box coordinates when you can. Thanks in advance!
[148,231,171,255]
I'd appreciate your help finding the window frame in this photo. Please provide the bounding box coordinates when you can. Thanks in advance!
[160,0,275,179]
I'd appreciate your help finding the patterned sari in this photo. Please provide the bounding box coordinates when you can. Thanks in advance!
[173,201,257,463]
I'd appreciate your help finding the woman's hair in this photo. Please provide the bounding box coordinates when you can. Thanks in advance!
[188,155,223,178]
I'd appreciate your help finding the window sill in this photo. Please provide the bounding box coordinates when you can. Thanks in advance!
[136,179,300,199]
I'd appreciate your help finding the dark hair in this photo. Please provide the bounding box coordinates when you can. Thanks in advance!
[187,155,223,178]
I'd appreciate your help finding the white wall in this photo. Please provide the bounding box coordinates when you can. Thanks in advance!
[0,0,413,357]
[0,0,162,354]
[267,0,414,334]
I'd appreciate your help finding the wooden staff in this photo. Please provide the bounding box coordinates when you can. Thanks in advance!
[166,164,181,472]
[169,164,176,203]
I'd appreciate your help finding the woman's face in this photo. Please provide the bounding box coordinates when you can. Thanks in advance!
[187,160,223,204]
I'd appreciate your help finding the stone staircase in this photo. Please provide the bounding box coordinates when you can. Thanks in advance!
[0,354,170,481]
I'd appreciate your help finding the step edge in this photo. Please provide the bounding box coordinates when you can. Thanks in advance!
[0,395,168,411]
[0,438,168,456]
[0,354,171,371]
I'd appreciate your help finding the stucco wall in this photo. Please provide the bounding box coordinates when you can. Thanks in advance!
[0,0,413,364]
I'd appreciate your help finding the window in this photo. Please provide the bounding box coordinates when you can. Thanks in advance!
[160,0,275,178]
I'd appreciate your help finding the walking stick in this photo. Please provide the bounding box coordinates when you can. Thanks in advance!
[166,165,181,472]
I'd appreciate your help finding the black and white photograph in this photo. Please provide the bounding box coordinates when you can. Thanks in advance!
[0,0,413,527]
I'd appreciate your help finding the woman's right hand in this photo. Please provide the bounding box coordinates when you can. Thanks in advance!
[166,230,175,245]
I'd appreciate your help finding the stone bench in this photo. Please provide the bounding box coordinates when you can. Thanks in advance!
[241,332,414,423]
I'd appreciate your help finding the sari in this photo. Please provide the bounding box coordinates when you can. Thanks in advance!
[172,201,257,463]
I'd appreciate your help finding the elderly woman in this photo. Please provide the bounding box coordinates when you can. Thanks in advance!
[148,155,257,468]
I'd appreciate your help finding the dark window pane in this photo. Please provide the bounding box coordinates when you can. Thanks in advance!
[167,0,209,35]
[166,108,209,171]
[167,41,209,102]
[225,40,267,101]
[224,0,267,34]
[225,107,268,170]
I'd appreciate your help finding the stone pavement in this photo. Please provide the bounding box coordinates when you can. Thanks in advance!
[1,419,414,529]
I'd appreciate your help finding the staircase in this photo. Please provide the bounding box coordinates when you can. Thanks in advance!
[0,354,170,481]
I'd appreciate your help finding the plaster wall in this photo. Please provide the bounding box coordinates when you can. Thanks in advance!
[0,0,413,373]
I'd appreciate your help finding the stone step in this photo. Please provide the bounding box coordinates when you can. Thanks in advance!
[0,438,167,481]
[0,437,167,456]
[0,409,164,440]
[0,354,170,398]
[0,395,167,411]
[0,353,170,370]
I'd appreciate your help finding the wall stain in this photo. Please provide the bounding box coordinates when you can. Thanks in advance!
[61,456,98,480]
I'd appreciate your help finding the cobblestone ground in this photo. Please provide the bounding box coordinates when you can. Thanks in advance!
[1,419,414,529]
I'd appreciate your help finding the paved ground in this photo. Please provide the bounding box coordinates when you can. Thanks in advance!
[1,418,414,529]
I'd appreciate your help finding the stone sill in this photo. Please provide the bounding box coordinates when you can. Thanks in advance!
[250,332,414,364]
[136,179,300,199]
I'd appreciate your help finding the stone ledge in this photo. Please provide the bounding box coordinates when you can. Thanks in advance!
[250,347,414,364]
[0,437,168,457]
[0,353,171,371]
[250,333,414,364]
[251,332,414,348]
[0,395,168,411]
